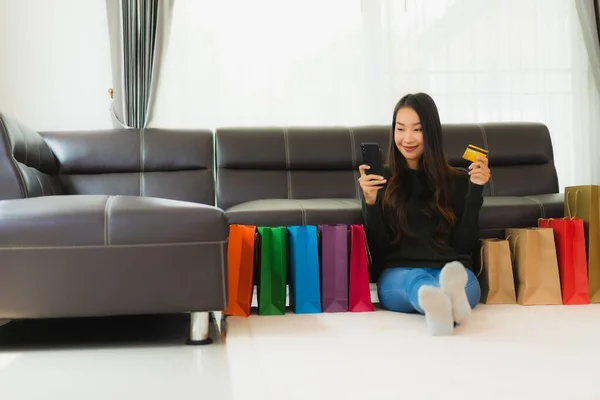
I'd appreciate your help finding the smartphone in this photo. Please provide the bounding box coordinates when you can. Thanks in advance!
[360,142,384,176]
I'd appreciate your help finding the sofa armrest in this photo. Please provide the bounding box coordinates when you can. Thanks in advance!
[0,195,228,319]
[0,113,62,200]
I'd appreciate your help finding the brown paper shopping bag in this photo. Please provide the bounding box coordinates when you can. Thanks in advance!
[506,228,562,305]
[478,239,517,304]
[564,186,600,302]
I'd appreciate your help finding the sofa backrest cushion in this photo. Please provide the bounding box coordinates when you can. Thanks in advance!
[215,123,559,210]
[216,126,389,210]
[41,128,216,205]
[442,123,558,197]
[0,113,63,200]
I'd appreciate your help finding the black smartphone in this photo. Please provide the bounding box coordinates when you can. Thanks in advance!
[360,142,384,176]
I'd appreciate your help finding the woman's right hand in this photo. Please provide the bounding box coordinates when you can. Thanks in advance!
[358,164,387,205]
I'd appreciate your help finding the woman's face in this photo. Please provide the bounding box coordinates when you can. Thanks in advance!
[394,106,424,169]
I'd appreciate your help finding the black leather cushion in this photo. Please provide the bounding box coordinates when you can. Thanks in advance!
[478,193,565,239]
[57,170,213,205]
[0,195,228,247]
[225,199,363,227]
[0,195,229,319]
[443,123,558,196]
[41,128,216,205]
[480,197,542,232]
[41,128,213,174]
[216,126,389,210]
[525,193,565,219]
[216,123,560,211]
[0,112,63,200]
[227,193,565,238]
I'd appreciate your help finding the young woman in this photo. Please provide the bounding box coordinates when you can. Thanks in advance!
[358,93,490,336]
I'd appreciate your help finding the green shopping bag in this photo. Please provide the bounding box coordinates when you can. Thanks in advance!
[257,226,288,315]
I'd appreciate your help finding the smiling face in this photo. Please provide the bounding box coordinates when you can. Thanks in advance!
[394,106,424,169]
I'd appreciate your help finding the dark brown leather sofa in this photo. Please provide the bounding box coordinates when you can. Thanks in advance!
[0,113,228,344]
[0,118,564,336]
[216,123,564,279]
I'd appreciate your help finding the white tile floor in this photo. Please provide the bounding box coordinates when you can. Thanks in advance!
[1,304,600,399]
[0,314,233,400]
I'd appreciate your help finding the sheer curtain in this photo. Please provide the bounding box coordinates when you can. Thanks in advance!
[153,0,600,189]
[0,0,112,131]
[153,0,367,127]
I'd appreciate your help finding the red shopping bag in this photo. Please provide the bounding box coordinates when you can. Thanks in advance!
[538,218,590,305]
[349,224,374,312]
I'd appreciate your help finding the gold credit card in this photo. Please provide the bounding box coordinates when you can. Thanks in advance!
[462,144,489,163]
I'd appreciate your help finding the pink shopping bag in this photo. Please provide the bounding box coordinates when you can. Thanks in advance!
[349,224,374,312]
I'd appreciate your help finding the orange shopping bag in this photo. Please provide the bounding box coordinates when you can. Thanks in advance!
[223,224,256,317]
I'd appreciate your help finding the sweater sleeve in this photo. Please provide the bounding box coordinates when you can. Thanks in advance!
[361,169,393,274]
[362,195,392,252]
[362,195,392,278]
[451,175,484,255]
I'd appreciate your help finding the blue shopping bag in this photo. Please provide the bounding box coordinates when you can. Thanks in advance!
[287,225,322,314]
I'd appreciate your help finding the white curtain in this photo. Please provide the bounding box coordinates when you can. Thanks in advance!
[0,0,113,131]
[153,0,600,190]
[574,0,600,187]
[105,0,174,129]
[152,0,368,127]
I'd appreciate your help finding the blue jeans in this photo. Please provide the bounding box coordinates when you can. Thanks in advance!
[377,267,481,314]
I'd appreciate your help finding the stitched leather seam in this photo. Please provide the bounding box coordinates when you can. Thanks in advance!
[140,128,145,196]
[33,172,44,196]
[295,199,306,225]
[524,196,545,219]
[0,240,228,250]
[477,124,495,196]
[16,122,28,165]
[0,116,28,198]
[104,196,115,245]
[47,176,57,195]
[283,127,292,199]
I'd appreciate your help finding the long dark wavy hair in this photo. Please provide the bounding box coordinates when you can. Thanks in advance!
[382,93,458,246]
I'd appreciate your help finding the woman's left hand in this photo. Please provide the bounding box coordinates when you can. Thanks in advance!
[469,156,490,186]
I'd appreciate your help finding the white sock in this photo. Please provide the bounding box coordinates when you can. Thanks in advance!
[440,261,471,324]
[417,286,454,336]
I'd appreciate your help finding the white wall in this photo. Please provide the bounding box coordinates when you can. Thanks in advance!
[0,0,112,131]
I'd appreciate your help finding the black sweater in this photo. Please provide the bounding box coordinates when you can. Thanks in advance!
[362,167,484,276]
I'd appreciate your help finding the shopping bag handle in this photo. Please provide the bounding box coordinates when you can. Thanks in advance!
[365,236,373,266]
[477,243,485,278]
[505,234,519,263]
[565,190,580,219]
[351,226,373,267]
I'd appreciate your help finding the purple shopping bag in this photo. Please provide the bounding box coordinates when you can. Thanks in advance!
[318,224,349,312]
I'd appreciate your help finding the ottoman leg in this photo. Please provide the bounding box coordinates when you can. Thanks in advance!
[186,312,213,345]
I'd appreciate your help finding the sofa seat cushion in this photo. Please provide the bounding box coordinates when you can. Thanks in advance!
[0,195,228,247]
[226,194,564,234]
[479,193,564,238]
[524,193,565,219]
[225,198,363,226]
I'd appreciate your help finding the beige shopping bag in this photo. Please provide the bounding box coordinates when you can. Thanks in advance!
[564,186,600,302]
[506,228,562,305]
[478,239,517,304]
